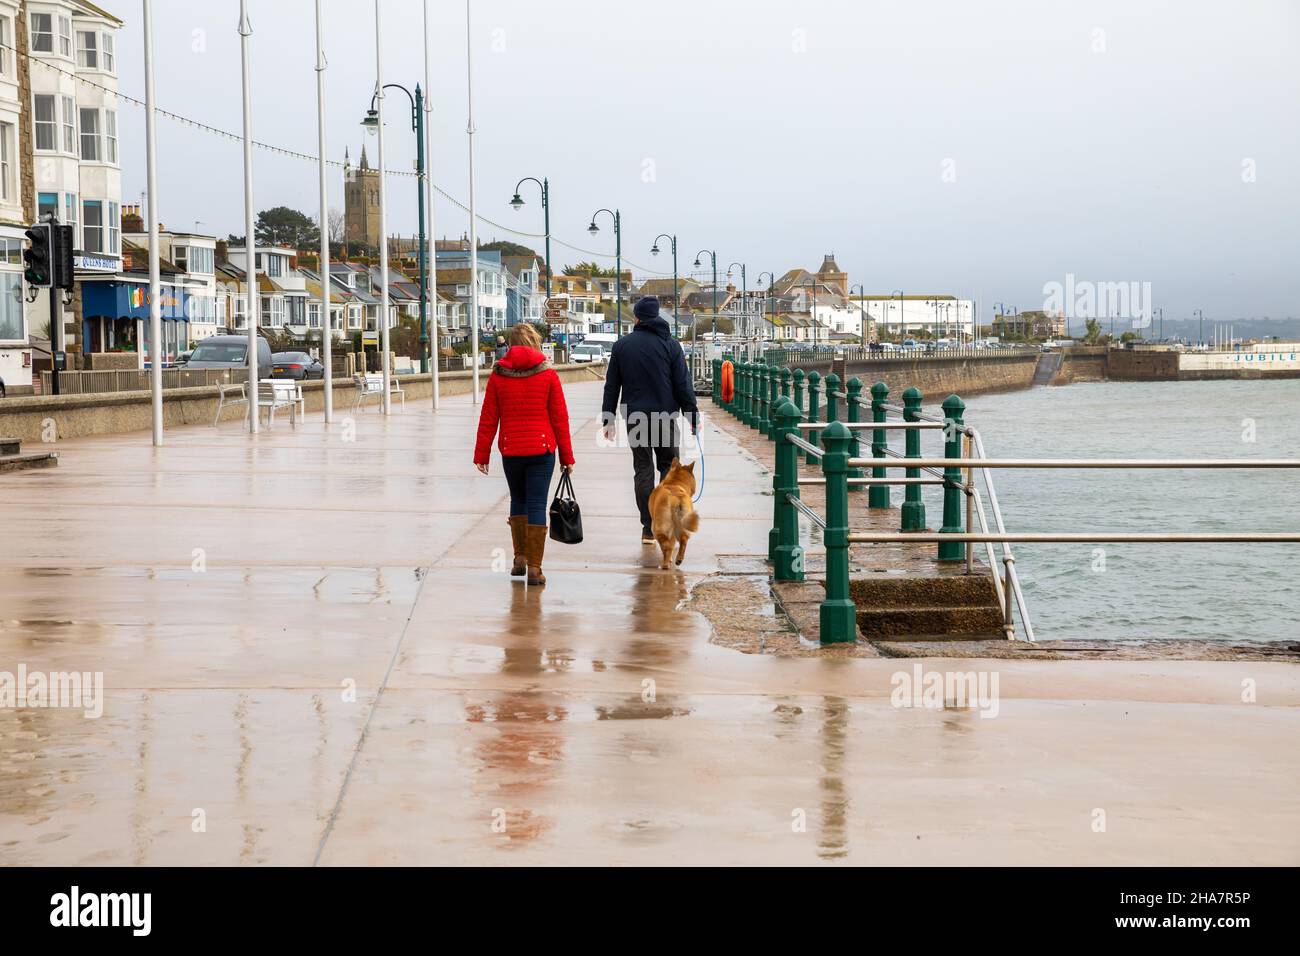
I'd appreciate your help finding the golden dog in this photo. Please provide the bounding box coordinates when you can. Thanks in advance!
[648,459,700,569]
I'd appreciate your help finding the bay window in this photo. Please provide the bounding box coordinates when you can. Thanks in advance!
[82,199,103,253]
[79,107,100,160]
[33,94,56,151]
[61,96,75,154]
[30,12,52,53]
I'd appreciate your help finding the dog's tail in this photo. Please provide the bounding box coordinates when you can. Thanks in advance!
[683,509,700,533]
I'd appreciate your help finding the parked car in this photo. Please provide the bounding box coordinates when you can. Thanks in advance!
[184,334,273,379]
[570,344,605,364]
[271,351,324,380]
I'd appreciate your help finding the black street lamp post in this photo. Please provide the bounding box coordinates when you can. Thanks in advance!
[509,176,551,300]
[651,233,678,338]
[363,82,429,371]
[588,208,622,336]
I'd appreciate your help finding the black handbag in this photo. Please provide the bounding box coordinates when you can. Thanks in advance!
[549,471,583,544]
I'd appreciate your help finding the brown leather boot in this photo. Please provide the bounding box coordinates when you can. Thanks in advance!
[508,515,527,576]
[525,524,548,586]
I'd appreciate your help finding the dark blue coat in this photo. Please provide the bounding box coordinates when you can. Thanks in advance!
[601,317,698,432]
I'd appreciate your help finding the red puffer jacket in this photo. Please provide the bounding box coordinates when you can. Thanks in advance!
[473,346,576,466]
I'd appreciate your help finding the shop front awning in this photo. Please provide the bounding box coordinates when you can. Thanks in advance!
[82,281,190,321]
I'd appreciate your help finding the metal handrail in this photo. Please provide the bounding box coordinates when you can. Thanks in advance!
[787,492,826,529]
[846,457,1300,470]
[784,433,823,458]
[966,427,1032,641]
[798,421,946,431]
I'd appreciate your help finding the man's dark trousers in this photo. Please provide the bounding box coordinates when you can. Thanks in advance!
[631,421,679,533]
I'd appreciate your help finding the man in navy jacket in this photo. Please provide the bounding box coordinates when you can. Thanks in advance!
[601,297,699,542]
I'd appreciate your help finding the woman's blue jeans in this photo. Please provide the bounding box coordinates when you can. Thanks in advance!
[502,452,556,525]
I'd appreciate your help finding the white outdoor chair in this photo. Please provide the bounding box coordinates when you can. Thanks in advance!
[254,380,298,427]
[213,382,248,426]
[353,373,385,412]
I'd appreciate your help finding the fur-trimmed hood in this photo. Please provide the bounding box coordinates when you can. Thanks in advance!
[493,345,550,377]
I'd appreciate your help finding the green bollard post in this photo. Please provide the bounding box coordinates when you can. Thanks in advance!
[846,377,863,491]
[755,365,769,434]
[824,373,840,429]
[900,386,926,532]
[792,368,806,421]
[805,371,822,465]
[766,364,780,440]
[779,366,792,402]
[771,398,805,581]
[747,363,760,430]
[819,420,857,644]
[869,381,890,509]
[712,358,722,406]
[937,394,966,561]
[737,362,748,423]
[743,363,755,427]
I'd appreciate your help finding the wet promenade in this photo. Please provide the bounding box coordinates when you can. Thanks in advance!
[1,380,1297,865]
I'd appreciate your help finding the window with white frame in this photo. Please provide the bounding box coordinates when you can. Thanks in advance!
[33,94,57,150]
[233,297,247,328]
[101,32,114,72]
[108,201,119,254]
[0,123,12,202]
[288,296,305,326]
[0,17,11,76]
[308,302,321,328]
[58,15,71,57]
[347,306,361,329]
[30,12,52,52]
[64,193,78,247]
[105,110,117,162]
[61,96,75,153]
[261,295,285,327]
[0,239,23,342]
[267,254,284,278]
[79,107,100,161]
[82,199,103,253]
[76,30,98,68]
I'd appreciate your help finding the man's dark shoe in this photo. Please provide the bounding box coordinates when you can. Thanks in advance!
[641,529,655,544]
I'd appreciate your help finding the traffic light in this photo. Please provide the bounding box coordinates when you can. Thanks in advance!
[23,224,52,288]
[54,224,75,291]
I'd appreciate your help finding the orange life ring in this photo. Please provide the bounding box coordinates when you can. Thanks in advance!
[720,360,735,404]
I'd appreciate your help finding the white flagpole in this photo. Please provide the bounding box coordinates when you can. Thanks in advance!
[315,0,332,422]
[239,0,258,433]
[142,0,163,445]
[375,0,392,415]
[424,0,440,410]
[465,0,479,403]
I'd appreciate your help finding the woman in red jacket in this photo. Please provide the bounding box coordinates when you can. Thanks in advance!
[473,323,575,586]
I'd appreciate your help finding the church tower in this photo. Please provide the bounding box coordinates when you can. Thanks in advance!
[816,253,848,297]
[344,144,382,249]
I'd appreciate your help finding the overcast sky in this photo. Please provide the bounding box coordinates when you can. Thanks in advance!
[116,0,1299,321]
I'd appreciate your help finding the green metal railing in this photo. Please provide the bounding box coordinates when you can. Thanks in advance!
[712,358,1300,647]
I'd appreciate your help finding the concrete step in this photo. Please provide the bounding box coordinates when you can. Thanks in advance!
[0,451,58,474]
[0,437,21,456]
[849,572,999,609]
[857,604,1006,640]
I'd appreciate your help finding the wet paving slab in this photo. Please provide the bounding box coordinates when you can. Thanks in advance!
[1,381,1298,865]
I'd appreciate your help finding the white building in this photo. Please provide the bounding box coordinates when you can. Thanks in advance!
[33,1,123,358]
[227,245,310,334]
[122,216,219,342]
[847,295,975,340]
[0,0,28,387]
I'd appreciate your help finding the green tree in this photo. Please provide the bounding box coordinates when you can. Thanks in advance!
[254,206,320,249]
[480,240,538,257]
[1083,318,1102,344]
[562,260,615,278]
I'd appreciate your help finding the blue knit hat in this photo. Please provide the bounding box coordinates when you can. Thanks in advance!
[633,296,660,320]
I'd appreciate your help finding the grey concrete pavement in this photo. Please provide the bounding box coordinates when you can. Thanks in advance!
[1,381,1297,865]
